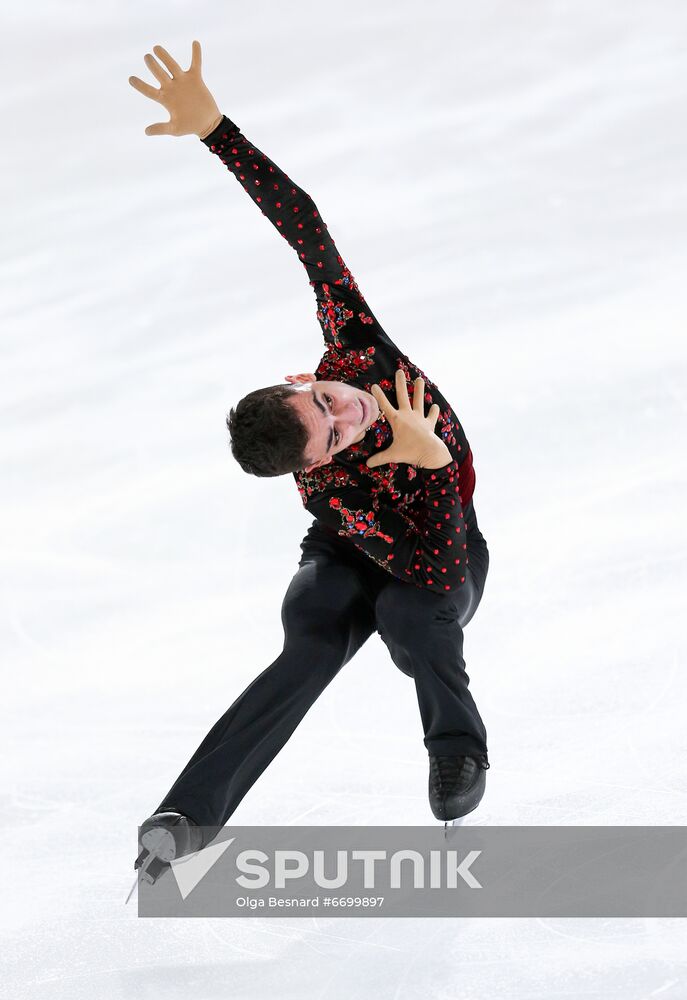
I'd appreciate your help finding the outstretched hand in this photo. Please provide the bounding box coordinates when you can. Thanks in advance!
[366,370,443,469]
[128,40,222,138]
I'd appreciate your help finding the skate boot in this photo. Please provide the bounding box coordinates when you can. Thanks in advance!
[428,754,490,829]
[132,809,203,890]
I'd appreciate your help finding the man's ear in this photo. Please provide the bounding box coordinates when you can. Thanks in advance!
[303,456,333,473]
[284,373,317,384]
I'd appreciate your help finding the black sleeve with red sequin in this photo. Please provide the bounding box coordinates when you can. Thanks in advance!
[200,114,391,353]
[297,458,471,593]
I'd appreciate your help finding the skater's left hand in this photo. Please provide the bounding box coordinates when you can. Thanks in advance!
[128,41,222,139]
[366,370,445,469]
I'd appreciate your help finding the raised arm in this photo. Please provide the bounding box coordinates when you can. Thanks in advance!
[199,118,414,358]
[129,41,390,352]
[199,114,360,300]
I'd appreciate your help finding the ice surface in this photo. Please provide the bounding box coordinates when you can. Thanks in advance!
[2,0,687,996]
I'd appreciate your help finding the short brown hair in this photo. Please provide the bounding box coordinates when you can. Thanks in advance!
[226,383,312,477]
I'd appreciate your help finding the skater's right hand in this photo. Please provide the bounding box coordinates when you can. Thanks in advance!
[128,41,222,139]
[366,370,449,469]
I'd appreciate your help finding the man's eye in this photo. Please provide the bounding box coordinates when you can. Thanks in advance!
[326,396,340,446]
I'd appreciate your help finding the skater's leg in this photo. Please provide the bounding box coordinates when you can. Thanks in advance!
[151,522,380,829]
[374,499,490,760]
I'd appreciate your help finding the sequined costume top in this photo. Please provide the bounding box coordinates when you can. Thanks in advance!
[201,116,477,592]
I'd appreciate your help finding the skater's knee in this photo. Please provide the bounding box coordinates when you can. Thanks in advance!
[280,633,349,685]
[280,576,369,671]
[375,582,443,640]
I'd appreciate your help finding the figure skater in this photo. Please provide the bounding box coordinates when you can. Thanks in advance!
[128,41,490,885]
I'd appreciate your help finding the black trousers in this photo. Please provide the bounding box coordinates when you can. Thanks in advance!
[154,500,490,829]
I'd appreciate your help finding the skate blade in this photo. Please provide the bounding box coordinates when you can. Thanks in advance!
[443,816,466,838]
[126,849,159,904]
[126,827,177,903]
[124,873,138,905]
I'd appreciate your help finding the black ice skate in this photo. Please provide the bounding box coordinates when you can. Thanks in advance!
[428,754,489,832]
[125,809,203,903]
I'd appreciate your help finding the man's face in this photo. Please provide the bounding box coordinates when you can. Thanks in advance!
[284,373,381,473]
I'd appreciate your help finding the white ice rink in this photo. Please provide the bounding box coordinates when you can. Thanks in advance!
[2,1,687,996]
